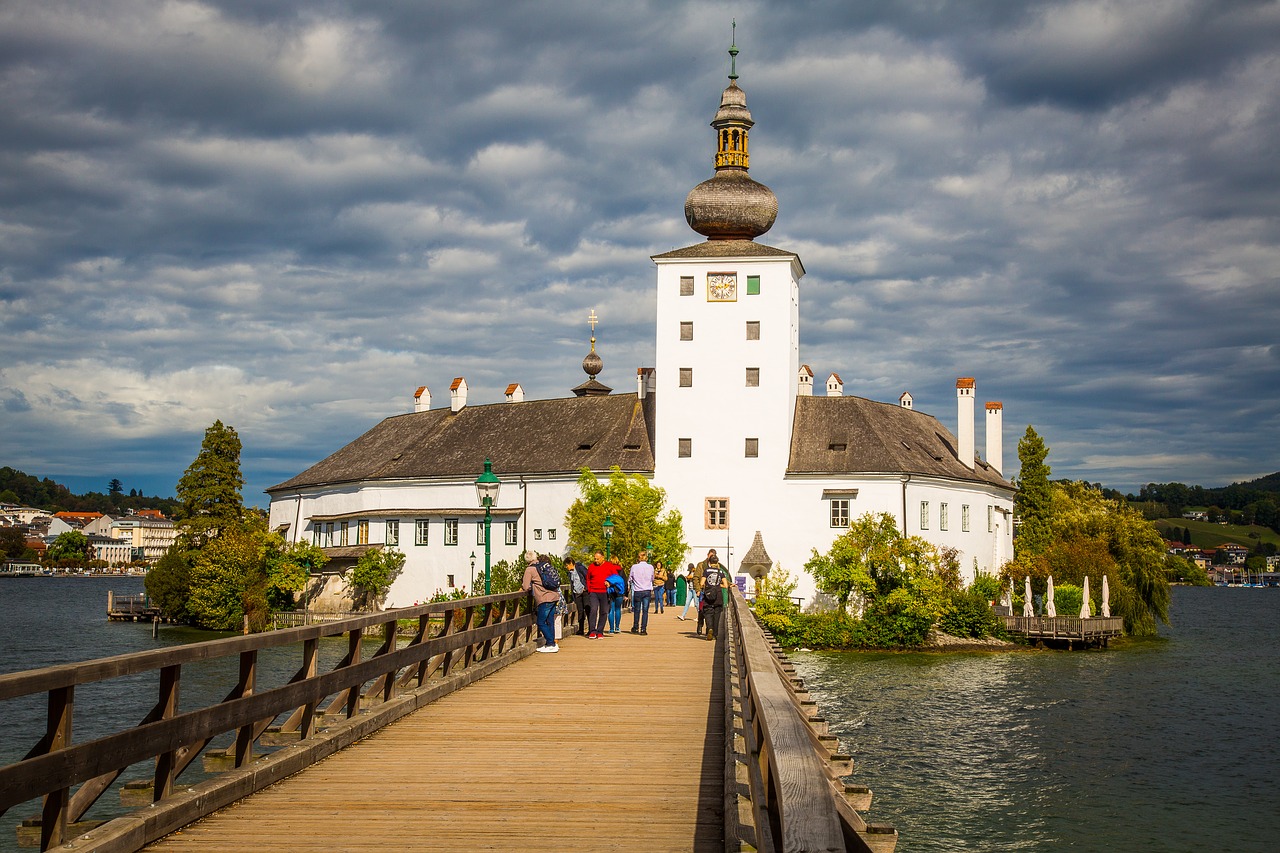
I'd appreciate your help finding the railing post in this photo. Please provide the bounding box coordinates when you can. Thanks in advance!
[234,651,257,767]
[153,664,180,801]
[40,685,74,850]
[344,627,363,718]
[299,638,318,739]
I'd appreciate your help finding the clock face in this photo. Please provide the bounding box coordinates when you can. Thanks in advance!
[707,272,737,302]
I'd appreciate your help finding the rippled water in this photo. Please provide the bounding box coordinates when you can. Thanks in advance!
[792,587,1280,852]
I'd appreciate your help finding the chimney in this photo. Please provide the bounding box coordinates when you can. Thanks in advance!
[899,391,913,410]
[505,383,524,403]
[413,385,431,413]
[450,377,468,413]
[797,364,814,397]
[956,378,975,469]
[826,373,843,397]
[636,367,656,400]
[986,402,1004,475]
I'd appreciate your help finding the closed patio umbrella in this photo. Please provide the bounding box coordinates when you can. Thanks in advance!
[1102,575,1111,618]
[1081,576,1092,618]
[1023,576,1034,617]
[1046,575,1057,618]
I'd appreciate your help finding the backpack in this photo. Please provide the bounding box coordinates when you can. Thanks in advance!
[535,561,561,592]
[701,569,723,605]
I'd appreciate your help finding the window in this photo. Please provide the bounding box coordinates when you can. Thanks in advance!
[747,275,761,295]
[678,438,692,458]
[962,505,970,533]
[745,438,758,458]
[680,321,693,341]
[477,522,486,546]
[679,368,692,387]
[445,518,459,546]
[830,499,850,528]
[534,528,542,540]
[548,528,557,541]
[446,574,455,588]
[746,321,760,340]
[415,519,429,546]
[746,367,760,387]
[679,276,694,296]
[386,520,399,546]
[505,520,518,545]
[325,523,334,547]
[920,501,929,530]
[357,519,369,545]
[312,525,321,546]
[340,521,349,546]
[940,503,949,531]
[706,498,729,530]
[988,506,994,533]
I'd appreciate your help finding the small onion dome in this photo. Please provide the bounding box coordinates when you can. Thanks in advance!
[685,170,778,240]
[714,81,753,125]
[582,349,603,377]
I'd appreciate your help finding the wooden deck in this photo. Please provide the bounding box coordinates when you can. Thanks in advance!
[144,610,725,852]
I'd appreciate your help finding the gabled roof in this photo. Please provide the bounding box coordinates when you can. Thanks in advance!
[268,393,655,493]
[787,395,1013,489]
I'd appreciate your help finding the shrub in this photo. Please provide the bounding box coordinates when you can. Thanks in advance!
[857,588,932,648]
[939,587,1005,638]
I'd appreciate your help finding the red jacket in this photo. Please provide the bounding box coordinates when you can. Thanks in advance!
[586,559,619,593]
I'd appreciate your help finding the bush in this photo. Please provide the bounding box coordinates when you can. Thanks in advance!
[939,587,1005,639]
[856,588,933,648]
[1052,583,1083,617]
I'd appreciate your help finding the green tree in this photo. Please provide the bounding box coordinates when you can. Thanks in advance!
[146,547,193,623]
[1015,426,1053,557]
[187,519,269,631]
[0,527,35,562]
[108,478,123,495]
[265,538,327,611]
[175,420,245,547]
[564,467,687,570]
[804,512,903,608]
[345,548,406,610]
[47,530,92,563]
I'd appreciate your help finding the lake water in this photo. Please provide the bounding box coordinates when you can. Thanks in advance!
[792,586,1280,852]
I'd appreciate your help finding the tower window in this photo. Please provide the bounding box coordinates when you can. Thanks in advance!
[747,275,761,295]
[705,498,729,530]
[746,321,760,340]
[745,438,759,457]
[746,367,760,387]
[679,368,693,387]
[678,438,692,458]
[920,501,929,530]
[679,276,694,296]
[680,321,693,341]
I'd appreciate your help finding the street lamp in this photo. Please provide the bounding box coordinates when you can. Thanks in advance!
[475,458,501,596]
[602,514,615,561]
[469,551,476,594]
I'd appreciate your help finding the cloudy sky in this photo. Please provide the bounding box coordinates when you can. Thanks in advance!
[2,0,1278,505]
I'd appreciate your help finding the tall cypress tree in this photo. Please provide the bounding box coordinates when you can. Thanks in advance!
[1014,426,1053,557]
[175,420,245,546]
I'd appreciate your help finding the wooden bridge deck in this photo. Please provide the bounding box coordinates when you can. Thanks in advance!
[145,609,725,852]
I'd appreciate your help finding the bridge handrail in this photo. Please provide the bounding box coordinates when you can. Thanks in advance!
[725,589,897,852]
[0,591,535,851]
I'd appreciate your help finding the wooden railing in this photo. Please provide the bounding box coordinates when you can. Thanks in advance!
[1000,615,1124,644]
[0,592,534,852]
[723,589,898,852]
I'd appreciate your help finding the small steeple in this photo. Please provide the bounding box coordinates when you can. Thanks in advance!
[573,308,612,397]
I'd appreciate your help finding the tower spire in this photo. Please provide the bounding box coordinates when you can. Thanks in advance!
[728,20,738,81]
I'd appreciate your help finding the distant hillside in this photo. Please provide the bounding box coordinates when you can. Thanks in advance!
[0,466,179,516]
[1138,471,1280,536]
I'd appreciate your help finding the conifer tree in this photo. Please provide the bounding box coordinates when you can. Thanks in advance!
[175,420,245,546]
[1014,426,1053,557]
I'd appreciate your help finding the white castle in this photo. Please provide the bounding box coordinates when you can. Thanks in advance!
[267,44,1014,607]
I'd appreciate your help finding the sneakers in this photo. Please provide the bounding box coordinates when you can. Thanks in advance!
[629,628,639,634]
[536,644,559,653]
[640,629,648,635]
[676,616,686,621]
[587,632,600,640]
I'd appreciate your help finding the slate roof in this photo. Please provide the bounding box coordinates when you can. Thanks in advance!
[787,396,1013,490]
[651,239,803,268]
[267,394,654,493]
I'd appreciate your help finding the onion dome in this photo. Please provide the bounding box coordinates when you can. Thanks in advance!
[684,33,778,241]
[573,309,612,397]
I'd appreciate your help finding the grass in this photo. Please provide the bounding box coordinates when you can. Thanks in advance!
[1154,517,1280,549]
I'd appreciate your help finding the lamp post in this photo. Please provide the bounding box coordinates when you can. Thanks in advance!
[474,458,501,596]
[469,551,476,594]
[602,514,615,561]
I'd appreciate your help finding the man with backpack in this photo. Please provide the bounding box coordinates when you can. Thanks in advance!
[698,550,729,641]
[521,551,562,653]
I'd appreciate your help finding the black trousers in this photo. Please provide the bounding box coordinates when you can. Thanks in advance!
[588,591,609,633]
[574,591,588,633]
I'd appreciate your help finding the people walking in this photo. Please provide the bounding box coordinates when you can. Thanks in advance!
[662,562,676,611]
[652,561,667,614]
[698,550,728,641]
[567,557,588,636]
[585,550,616,639]
[677,563,701,622]
[521,551,561,653]
[629,550,655,634]
[605,567,627,633]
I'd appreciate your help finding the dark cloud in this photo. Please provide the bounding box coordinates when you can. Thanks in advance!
[1,0,1278,504]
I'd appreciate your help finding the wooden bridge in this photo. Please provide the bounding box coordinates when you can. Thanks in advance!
[0,590,897,852]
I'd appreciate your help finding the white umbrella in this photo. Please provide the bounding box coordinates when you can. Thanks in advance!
[1000,579,1012,610]
[1102,575,1111,618]
[1023,576,1034,617]
[1080,576,1092,618]
[1046,575,1057,618]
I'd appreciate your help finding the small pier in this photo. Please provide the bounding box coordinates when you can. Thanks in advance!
[106,591,161,622]
[1000,615,1124,649]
